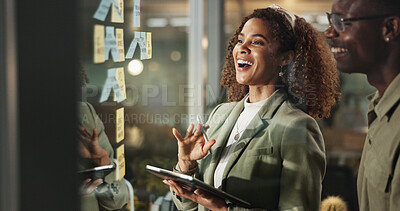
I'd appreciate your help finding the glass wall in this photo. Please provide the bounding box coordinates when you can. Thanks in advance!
[77,0,375,210]
[2,0,379,210]
[79,0,191,210]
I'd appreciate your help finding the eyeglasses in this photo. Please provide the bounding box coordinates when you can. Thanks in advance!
[326,12,393,32]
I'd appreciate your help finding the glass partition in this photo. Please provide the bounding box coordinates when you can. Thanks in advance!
[77,1,374,210]
[78,0,190,210]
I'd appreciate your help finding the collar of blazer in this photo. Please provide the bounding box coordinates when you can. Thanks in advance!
[204,88,288,186]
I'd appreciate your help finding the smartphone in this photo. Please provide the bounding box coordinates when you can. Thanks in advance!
[78,164,115,181]
[196,115,209,143]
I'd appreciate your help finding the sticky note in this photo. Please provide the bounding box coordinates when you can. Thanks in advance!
[139,32,147,60]
[113,68,127,101]
[99,68,116,103]
[133,0,140,27]
[115,144,125,180]
[116,107,124,143]
[115,28,125,62]
[146,32,152,59]
[125,32,139,59]
[99,68,125,103]
[125,31,149,60]
[104,26,121,61]
[93,25,105,63]
[93,0,122,21]
[111,0,124,23]
[125,32,150,60]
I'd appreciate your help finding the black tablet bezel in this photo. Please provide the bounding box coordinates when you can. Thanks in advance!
[146,164,251,208]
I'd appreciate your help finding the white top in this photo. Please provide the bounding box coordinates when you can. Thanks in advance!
[213,96,268,188]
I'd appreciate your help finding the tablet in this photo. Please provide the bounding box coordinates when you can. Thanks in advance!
[78,164,115,181]
[146,165,251,208]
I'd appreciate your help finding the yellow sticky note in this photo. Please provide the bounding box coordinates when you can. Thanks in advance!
[111,0,124,23]
[93,25,105,64]
[113,67,126,101]
[146,32,152,59]
[116,107,124,143]
[115,144,125,180]
[115,28,125,62]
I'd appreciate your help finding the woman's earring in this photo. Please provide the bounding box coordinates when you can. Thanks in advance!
[279,66,284,77]
[385,37,390,42]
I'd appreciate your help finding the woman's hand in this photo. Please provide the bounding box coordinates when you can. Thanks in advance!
[164,179,228,211]
[172,124,216,171]
[78,125,110,166]
[80,178,103,195]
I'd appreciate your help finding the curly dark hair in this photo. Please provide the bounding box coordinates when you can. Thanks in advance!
[220,8,340,118]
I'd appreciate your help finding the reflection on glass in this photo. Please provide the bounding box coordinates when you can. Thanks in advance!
[77,0,375,210]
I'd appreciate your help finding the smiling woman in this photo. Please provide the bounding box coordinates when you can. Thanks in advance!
[222,7,341,118]
[166,5,341,211]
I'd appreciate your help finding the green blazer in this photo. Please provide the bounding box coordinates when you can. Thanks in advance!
[172,89,326,211]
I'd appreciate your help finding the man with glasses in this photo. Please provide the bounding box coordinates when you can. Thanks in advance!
[325,0,400,210]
